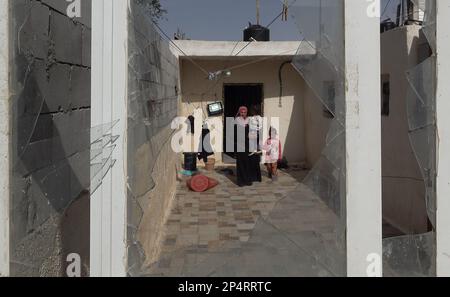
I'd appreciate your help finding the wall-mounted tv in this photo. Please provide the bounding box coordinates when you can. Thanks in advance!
[207,102,224,116]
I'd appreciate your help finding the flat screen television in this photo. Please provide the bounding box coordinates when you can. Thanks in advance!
[207,102,224,116]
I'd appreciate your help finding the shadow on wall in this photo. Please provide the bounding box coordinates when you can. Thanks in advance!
[11,54,90,276]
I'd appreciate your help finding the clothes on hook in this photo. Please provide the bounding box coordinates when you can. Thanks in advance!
[198,125,214,163]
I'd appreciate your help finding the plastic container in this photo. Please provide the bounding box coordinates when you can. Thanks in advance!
[183,153,197,171]
[187,175,219,192]
[244,24,270,41]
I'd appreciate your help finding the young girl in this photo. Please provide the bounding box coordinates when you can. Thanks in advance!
[263,127,282,181]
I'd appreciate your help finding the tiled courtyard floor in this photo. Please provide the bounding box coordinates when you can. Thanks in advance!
[144,165,345,277]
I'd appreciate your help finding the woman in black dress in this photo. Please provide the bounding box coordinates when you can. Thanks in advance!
[235,106,262,187]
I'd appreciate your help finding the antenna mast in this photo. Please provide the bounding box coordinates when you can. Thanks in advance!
[256,0,260,25]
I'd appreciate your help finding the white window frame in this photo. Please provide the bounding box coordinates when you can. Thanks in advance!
[344,0,383,277]
[436,0,450,277]
[90,0,129,277]
[0,0,10,278]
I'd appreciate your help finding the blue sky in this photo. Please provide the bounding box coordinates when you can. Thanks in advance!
[160,0,300,41]
[159,0,399,41]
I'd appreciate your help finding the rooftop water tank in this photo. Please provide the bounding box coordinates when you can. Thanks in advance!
[243,24,270,42]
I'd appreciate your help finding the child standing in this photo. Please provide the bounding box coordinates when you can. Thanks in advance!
[263,127,282,181]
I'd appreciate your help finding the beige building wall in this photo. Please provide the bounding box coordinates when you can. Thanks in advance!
[381,25,430,234]
[180,58,311,164]
[303,84,333,168]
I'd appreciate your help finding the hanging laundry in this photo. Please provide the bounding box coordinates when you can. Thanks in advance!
[198,123,214,163]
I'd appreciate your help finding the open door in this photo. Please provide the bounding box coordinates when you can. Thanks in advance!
[223,84,263,160]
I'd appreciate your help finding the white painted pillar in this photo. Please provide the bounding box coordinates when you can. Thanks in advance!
[91,0,128,277]
[0,0,10,278]
[436,0,450,277]
[344,0,382,277]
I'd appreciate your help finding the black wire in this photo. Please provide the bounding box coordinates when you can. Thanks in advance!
[152,21,210,76]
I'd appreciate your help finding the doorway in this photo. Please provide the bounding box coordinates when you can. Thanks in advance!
[223,84,263,160]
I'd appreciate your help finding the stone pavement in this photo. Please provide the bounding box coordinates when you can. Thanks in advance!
[143,165,346,277]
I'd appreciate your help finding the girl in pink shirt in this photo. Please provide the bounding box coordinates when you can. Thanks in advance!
[263,127,282,181]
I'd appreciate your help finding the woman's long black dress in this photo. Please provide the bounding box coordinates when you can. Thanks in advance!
[235,123,262,187]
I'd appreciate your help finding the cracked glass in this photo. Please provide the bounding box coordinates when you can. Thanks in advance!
[126,0,347,276]
[9,0,92,276]
[382,0,437,277]
[11,0,440,278]
[127,0,180,276]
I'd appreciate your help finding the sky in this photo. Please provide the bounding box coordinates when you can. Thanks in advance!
[159,0,400,41]
[381,0,403,22]
[159,0,300,41]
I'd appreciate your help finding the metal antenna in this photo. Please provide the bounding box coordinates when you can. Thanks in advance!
[256,0,260,25]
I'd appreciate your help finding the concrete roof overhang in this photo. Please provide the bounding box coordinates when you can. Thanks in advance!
[171,40,316,61]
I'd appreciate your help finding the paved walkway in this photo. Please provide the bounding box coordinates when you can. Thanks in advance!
[144,165,345,277]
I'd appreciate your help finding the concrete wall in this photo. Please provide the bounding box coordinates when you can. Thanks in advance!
[9,0,91,276]
[179,58,310,165]
[381,25,430,234]
[127,1,181,275]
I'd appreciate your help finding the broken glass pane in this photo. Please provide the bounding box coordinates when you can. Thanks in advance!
[383,233,436,277]
[283,0,347,275]
[411,0,436,52]
[127,0,347,277]
[9,0,93,276]
[382,0,436,277]
[126,0,181,274]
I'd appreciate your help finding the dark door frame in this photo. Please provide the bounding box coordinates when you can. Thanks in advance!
[222,83,265,117]
[222,83,264,162]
